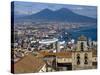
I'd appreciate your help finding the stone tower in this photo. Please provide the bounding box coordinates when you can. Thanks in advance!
[72,35,92,70]
[77,35,88,51]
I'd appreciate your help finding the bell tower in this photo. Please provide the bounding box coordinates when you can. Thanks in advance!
[77,35,88,51]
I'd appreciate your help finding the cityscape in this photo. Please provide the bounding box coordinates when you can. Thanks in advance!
[11,1,97,74]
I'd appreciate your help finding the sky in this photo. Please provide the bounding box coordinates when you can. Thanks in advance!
[13,1,97,18]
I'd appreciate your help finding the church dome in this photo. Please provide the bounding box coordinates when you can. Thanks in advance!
[78,35,87,41]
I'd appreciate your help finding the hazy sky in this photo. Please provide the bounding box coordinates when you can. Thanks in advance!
[13,1,97,18]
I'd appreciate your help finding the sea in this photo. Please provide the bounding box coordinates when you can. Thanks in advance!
[59,24,97,42]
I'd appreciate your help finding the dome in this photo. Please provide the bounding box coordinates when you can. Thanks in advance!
[78,35,87,41]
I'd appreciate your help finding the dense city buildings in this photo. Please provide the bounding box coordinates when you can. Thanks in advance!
[11,1,97,74]
[11,23,97,73]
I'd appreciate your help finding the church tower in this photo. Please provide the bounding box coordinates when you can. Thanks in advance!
[77,35,88,51]
[72,35,92,70]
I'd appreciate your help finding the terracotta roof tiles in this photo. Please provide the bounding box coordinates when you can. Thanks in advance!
[13,54,45,73]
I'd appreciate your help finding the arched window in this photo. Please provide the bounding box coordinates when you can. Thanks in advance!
[84,53,88,64]
[77,54,80,65]
[80,42,84,51]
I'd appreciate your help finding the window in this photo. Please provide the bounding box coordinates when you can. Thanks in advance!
[77,54,80,65]
[84,53,88,64]
[80,42,84,51]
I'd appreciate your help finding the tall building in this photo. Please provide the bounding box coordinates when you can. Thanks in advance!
[77,35,88,51]
[72,35,97,70]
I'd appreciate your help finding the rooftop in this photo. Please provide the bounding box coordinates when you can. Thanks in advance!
[13,54,45,73]
[38,51,72,58]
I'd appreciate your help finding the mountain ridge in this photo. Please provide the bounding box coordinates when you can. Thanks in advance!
[15,8,97,23]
